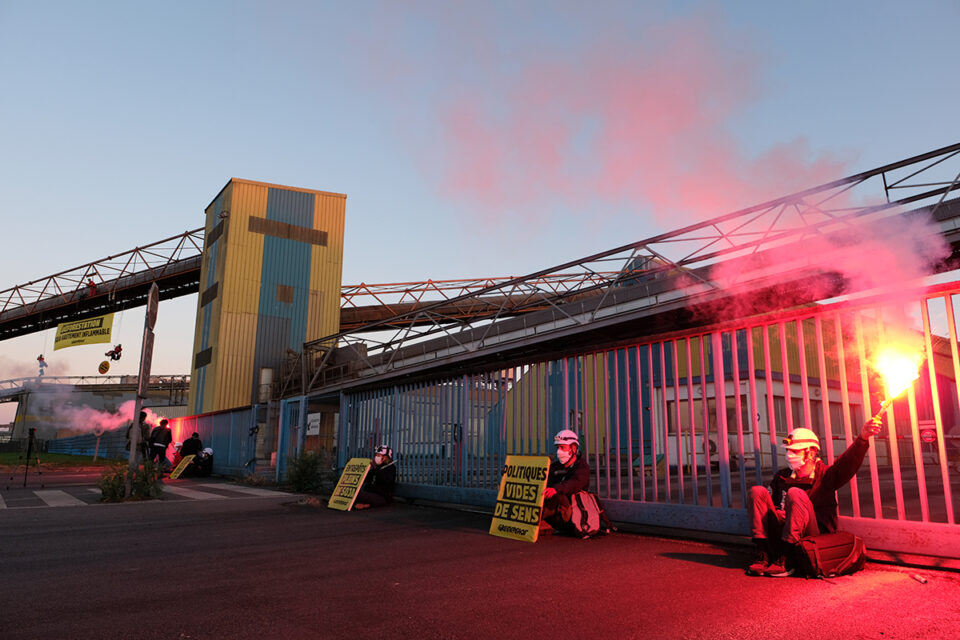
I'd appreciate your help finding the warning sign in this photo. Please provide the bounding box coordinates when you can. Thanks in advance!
[54,313,114,351]
[489,455,550,543]
[169,455,196,480]
[328,458,372,511]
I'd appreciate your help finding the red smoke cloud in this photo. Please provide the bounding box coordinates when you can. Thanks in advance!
[435,13,849,226]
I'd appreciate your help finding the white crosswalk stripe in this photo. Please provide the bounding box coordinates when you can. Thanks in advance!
[161,485,228,500]
[1,482,297,510]
[35,490,86,507]
[197,483,287,497]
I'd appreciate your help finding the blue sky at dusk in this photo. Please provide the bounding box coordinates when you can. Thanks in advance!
[1,1,958,421]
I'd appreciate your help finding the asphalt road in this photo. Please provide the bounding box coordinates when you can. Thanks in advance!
[1,475,959,640]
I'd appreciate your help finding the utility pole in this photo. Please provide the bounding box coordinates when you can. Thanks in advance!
[126,284,159,489]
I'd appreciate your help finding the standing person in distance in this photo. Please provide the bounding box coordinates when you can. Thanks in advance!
[148,419,174,475]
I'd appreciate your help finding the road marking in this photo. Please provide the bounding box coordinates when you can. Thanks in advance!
[161,485,228,500]
[0,493,5,509]
[197,483,291,497]
[35,490,86,507]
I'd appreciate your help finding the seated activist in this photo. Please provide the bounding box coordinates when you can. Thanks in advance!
[180,432,203,458]
[540,429,590,533]
[353,445,397,510]
[746,417,882,577]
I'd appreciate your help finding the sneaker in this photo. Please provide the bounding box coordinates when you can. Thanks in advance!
[762,555,795,577]
[746,548,770,576]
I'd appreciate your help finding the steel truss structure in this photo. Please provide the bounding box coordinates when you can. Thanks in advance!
[299,142,960,395]
[0,229,205,339]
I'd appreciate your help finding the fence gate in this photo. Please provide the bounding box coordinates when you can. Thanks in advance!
[331,284,960,559]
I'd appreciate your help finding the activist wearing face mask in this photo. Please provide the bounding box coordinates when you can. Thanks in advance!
[744,419,882,577]
[539,430,591,534]
[353,445,397,511]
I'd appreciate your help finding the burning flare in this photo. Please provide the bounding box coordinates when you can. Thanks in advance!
[874,343,923,399]
[872,342,923,418]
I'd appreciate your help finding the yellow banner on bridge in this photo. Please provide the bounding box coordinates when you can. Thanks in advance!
[489,455,550,543]
[328,458,372,510]
[54,313,114,350]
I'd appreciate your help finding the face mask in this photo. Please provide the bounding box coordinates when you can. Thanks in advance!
[556,449,573,465]
[786,450,806,471]
[374,455,384,465]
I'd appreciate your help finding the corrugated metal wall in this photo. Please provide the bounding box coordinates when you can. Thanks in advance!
[189,179,345,415]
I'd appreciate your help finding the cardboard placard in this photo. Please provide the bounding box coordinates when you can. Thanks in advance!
[489,455,550,543]
[168,455,196,479]
[328,458,372,510]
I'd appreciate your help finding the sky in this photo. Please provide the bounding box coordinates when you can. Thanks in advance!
[1,0,958,422]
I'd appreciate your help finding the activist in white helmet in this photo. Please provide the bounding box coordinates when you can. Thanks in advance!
[540,428,591,534]
[745,418,882,578]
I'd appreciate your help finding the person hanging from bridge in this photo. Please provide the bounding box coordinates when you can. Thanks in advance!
[539,429,590,534]
[105,344,122,361]
[36,354,48,377]
[745,418,882,577]
[353,445,397,510]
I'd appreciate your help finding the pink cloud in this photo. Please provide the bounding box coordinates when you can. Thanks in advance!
[434,13,850,227]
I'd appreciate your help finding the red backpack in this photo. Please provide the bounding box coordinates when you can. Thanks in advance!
[796,531,866,578]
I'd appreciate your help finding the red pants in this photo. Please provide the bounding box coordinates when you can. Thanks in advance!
[748,485,819,544]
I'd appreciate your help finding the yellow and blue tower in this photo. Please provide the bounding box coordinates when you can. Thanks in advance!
[188,178,346,413]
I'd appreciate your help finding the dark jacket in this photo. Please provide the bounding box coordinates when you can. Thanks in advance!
[149,426,172,448]
[547,453,590,496]
[180,435,203,457]
[770,435,870,533]
[363,462,397,501]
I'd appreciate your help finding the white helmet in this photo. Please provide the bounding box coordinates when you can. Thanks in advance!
[782,428,820,451]
[554,429,579,447]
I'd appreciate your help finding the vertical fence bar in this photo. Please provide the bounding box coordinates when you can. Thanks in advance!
[746,327,763,487]
[906,383,930,521]
[874,311,906,520]
[796,318,812,430]
[613,349,622,500]
[658,341,671,502]
[923,297,955,524]
[814,317,837,464]
[730,330,747,504]
[855,312,885,519]
[778,321,794,434]
[712,331,731,508]
[762,325,778,470]
[592,353,602,494]
[649,343,660,502]
[625,347,635,502]
[686,337,699,505]
[699,334,712,506]
[462,373,469,488]
[636,345,647,500]
[835,315,861,517]
[672,339,684,504]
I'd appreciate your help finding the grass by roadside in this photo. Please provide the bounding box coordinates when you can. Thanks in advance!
[0,452,119,470]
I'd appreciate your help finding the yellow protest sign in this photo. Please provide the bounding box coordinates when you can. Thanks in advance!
[54,313,114,350]
[168,455,196,480]
[328,457,372,510]
[489,455,550,543]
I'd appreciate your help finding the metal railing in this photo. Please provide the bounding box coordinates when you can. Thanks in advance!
[336,281,960,557]
[305,142,960,392]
